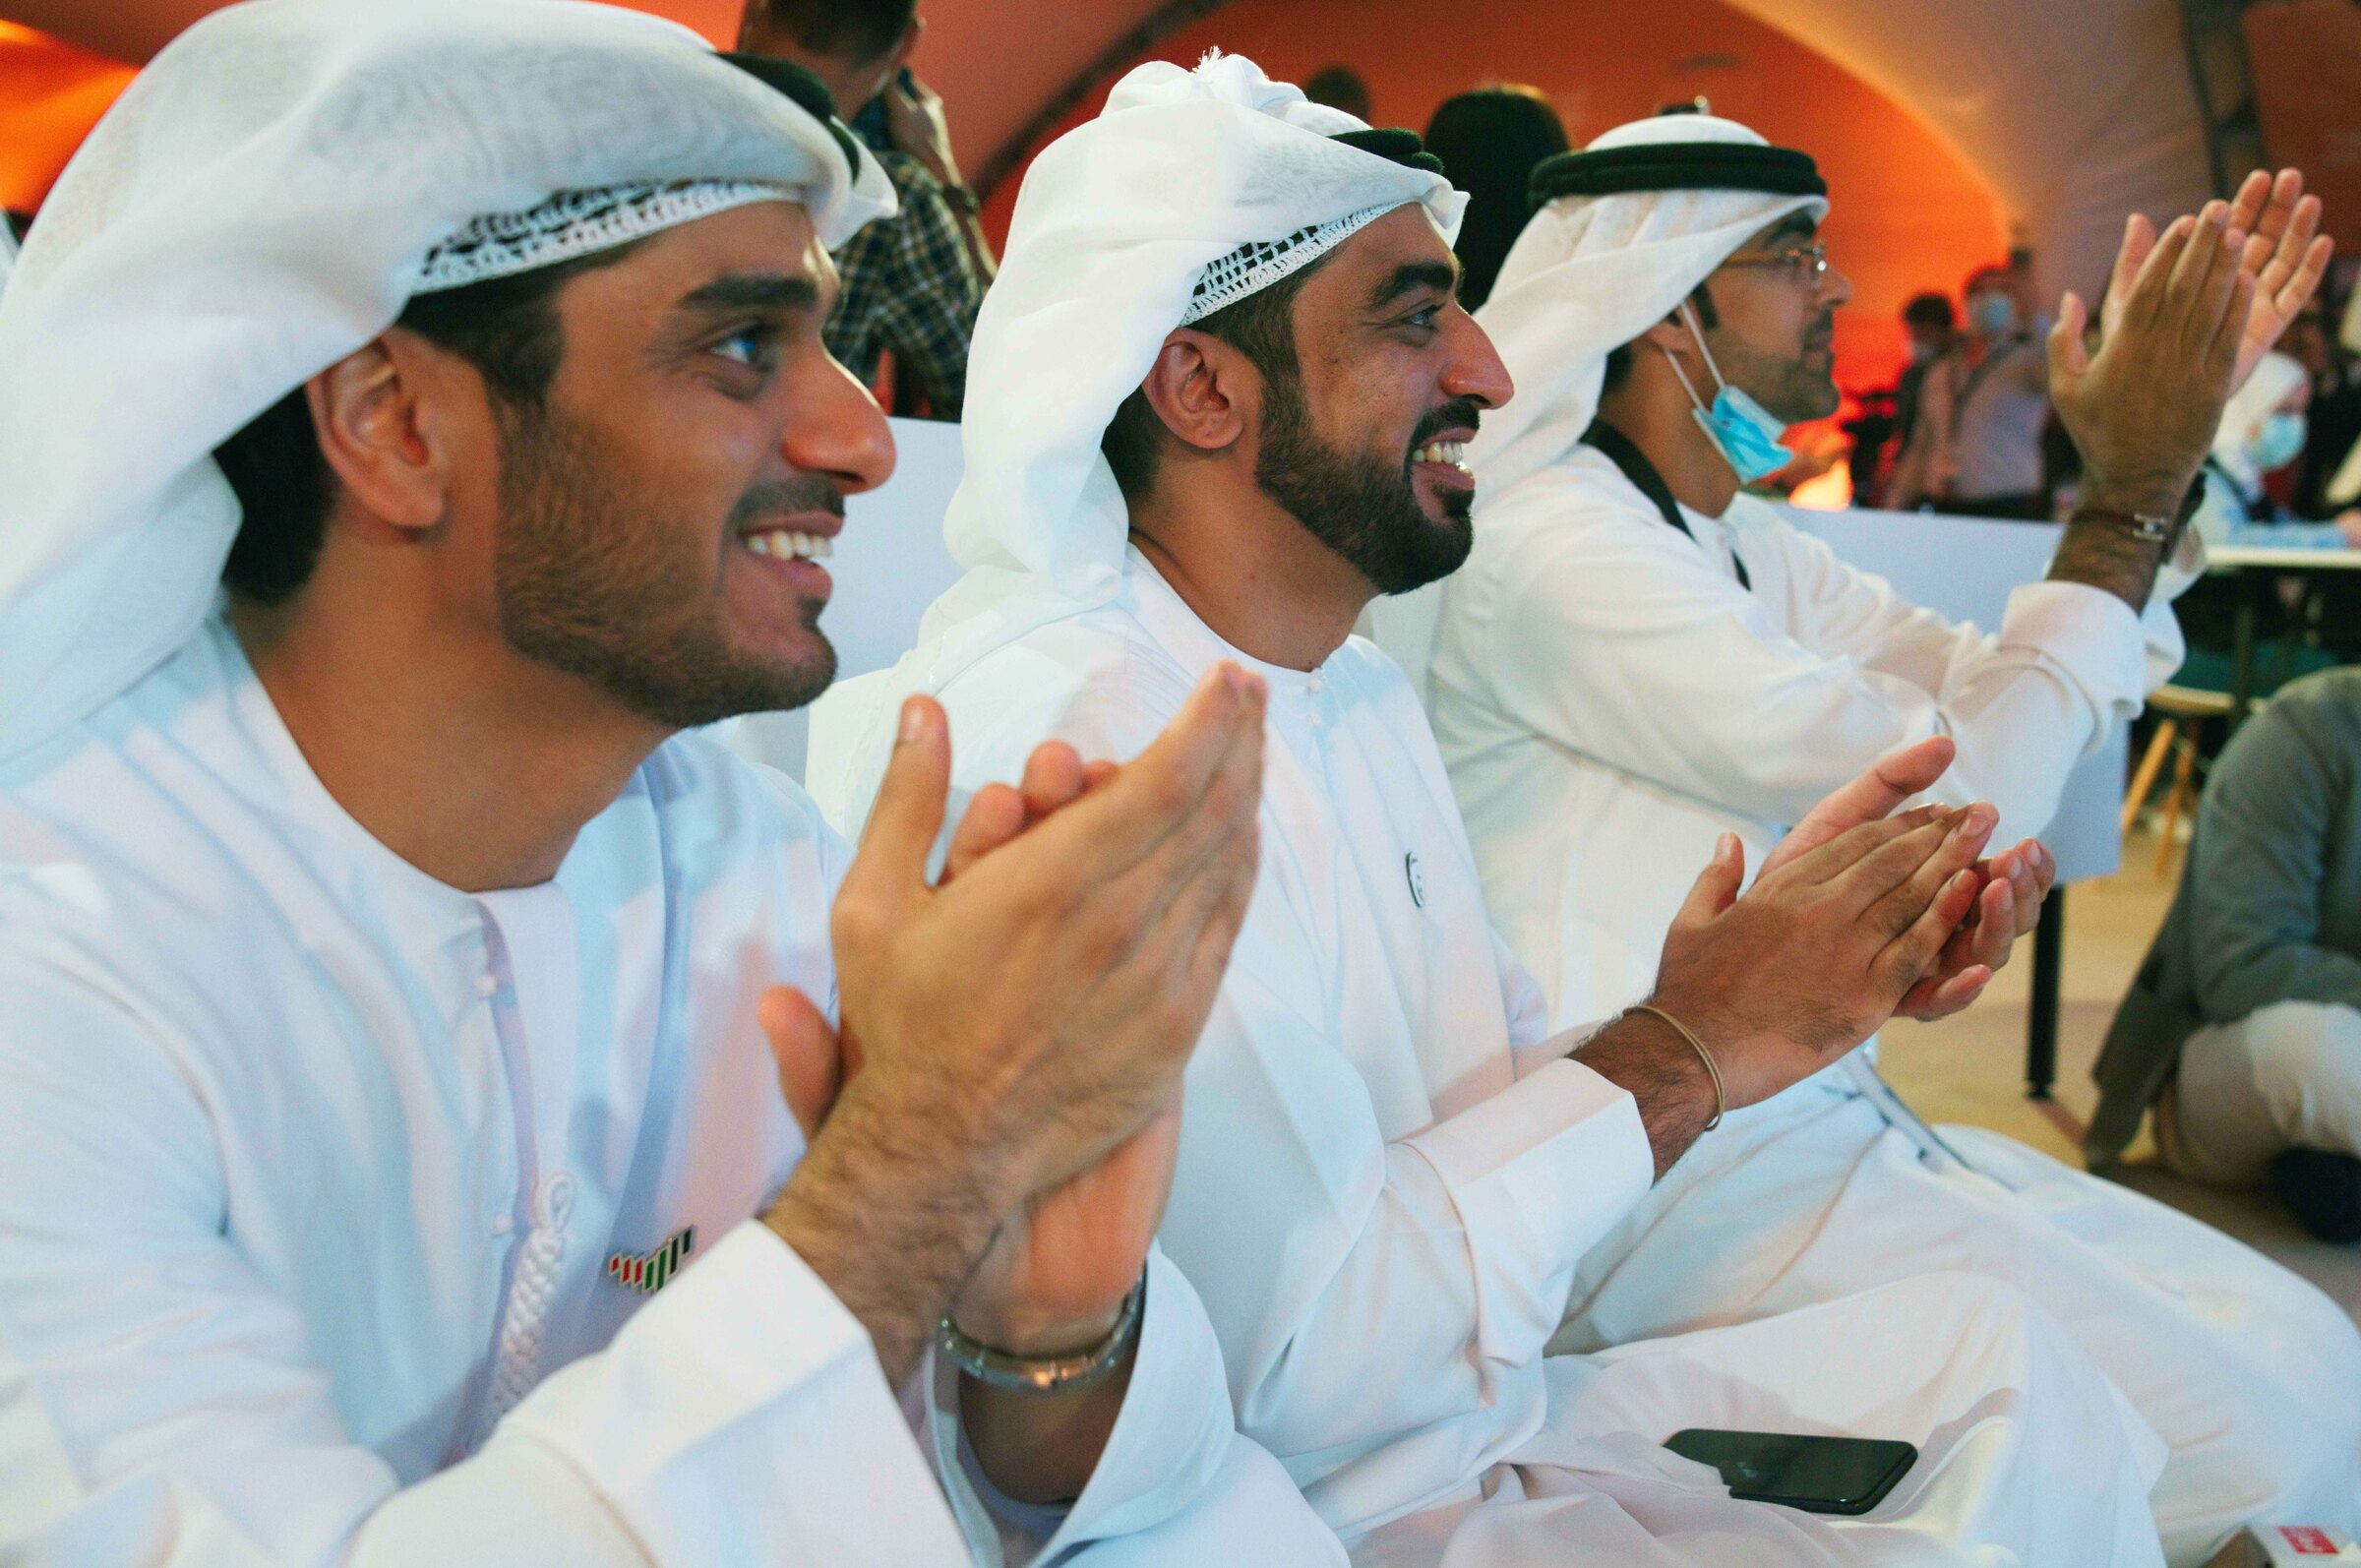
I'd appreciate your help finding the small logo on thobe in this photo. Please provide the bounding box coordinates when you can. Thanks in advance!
[607,1227,696,1295]
[1405,852,1425,909]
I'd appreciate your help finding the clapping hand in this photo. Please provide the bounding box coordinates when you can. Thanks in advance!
[1756,736,2052,1023]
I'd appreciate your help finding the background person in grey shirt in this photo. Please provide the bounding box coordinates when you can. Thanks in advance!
[1887,264,2055,517]
[2091,667,2361,1240]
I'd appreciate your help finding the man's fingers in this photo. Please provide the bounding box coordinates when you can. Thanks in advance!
[1847,804,1996,933]
[758,986,843,1143]
[1772,803,1946,891]
[1671,834,1746,933]
[1760,736,1956,877]
[942,781,1026,883]
[2101,213,2156,339]
[844,696,953,911]
[2048,291,2091,391]
[2125,214,2197,330]
[2225,167,2275,240]
[1019,741,1087,825]
[1901,963,1994,1022]
[1019,663,1263,886]
[1876,865,1984,999]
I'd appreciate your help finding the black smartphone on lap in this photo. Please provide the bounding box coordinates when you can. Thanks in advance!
[1665,1428,1917,1516]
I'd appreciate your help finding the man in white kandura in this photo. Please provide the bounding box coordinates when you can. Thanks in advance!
[814,52,2175,1567]
[0,5,1346,1563]
[1415,110,2361,1558]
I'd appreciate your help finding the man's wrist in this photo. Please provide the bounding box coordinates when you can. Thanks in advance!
[2077,469,2195,522]
[763,1081,1013,1382]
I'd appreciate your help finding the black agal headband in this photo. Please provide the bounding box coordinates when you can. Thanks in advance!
[1527,142,1826,211]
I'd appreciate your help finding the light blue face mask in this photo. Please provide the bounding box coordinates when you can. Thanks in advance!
[1663,300,1795,484]
[2247,410,2308,473]
[1968,291,2017,338]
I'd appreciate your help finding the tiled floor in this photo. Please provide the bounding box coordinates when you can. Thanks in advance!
[1878,824,2361,1324]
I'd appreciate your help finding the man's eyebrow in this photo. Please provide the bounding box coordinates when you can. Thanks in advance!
[1368,260,1459,311]
[677,272,822,314]
[1765,212,1819,243]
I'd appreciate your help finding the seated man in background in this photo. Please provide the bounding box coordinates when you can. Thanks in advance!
[740,0,992,416]
[1417,110,2358,1558]
[0,4,1338,1563]
[815,52,2176,1567]
[2093,667,2361,1242]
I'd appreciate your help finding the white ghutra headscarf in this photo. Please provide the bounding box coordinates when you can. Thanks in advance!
[808,50,1461,820]
[1467,113,1829,501]
[0,0,893,764]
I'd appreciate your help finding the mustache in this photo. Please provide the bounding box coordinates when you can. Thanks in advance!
[729,477,846,534]
[1408,398,1484,454]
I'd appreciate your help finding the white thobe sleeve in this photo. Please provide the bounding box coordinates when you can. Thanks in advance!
[923,1246,1348,1566]
[0,960,1241,1568]
[1161,958,1652,1470]
[1469,493,2195,846]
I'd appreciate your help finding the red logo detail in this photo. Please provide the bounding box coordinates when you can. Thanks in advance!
[2279,1527,2338,1555]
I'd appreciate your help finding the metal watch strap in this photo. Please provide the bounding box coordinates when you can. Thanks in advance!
[939,1274,1146,1393]
[2070,506,2173,545]
[2072,478,2204,552]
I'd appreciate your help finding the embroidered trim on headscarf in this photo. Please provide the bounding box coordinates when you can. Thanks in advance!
[1529,142,1826,208]
[416,179,789,294]
[1180,202,1395,325]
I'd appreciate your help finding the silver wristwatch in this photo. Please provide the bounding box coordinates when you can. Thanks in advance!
[939,1274,1147,1394]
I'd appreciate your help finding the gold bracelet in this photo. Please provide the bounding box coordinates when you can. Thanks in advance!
[1625,1003,1725,1131]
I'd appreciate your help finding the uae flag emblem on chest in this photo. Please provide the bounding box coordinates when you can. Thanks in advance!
[607,1227,696,1295]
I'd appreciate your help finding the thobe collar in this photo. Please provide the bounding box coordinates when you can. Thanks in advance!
[1583,421,1753,592]
[1124,545,1338,697]
[202,614,605,1018]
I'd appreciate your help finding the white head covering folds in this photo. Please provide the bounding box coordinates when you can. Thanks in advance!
[1466,113,1829,500]
[809,51,1460,813]
[2210,349,2309,491]
[0,0,893,762]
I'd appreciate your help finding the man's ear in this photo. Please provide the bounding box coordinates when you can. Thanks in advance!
[1636,313,1692,359]
[306,335,455,536]
[892,15,923,65]
[1140,330,1250,456]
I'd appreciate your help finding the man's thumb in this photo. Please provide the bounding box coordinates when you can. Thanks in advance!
[759,986,843,1143]
[853,695,952,890]
[1672,834,1745,932]
[2047,291,2089,386]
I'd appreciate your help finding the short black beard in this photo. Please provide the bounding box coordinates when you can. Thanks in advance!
[491,405,839,729]
[1253,375,1478,597]
[1717,309,1841,424]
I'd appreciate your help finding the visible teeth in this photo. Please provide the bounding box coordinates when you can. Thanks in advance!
[1417,441,1468,467]
[742,529,834,561]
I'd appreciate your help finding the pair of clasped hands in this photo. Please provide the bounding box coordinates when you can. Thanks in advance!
[757,668,2042,1404]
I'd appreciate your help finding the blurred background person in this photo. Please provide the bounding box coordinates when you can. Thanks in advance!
[2094,668,2361,1244]
[2193,350,2361,548]
[1423,84,1569,312]
[1887,263,2055,517]
[1300,62,1370,120]
[739,0,992,417]
[2287,294,2361,520]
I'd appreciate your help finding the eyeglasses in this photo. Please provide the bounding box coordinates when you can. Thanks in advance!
[1722,241,1830,284]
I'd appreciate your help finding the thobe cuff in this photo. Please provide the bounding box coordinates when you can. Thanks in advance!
[1404,1059,1653,1357]
[1997,582,2149,724]
[501,1221,969,1564]
[927,1242,1234,1564]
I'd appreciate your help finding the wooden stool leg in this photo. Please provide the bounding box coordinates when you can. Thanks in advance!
[2155,732,2200,877]
[2122,718,2179,839]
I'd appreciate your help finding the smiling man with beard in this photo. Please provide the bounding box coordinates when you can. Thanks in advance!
[814,57,2195,1566]
[1414,111,2361,1558]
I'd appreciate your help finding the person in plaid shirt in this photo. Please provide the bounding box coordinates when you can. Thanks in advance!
[741,0,991,417]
